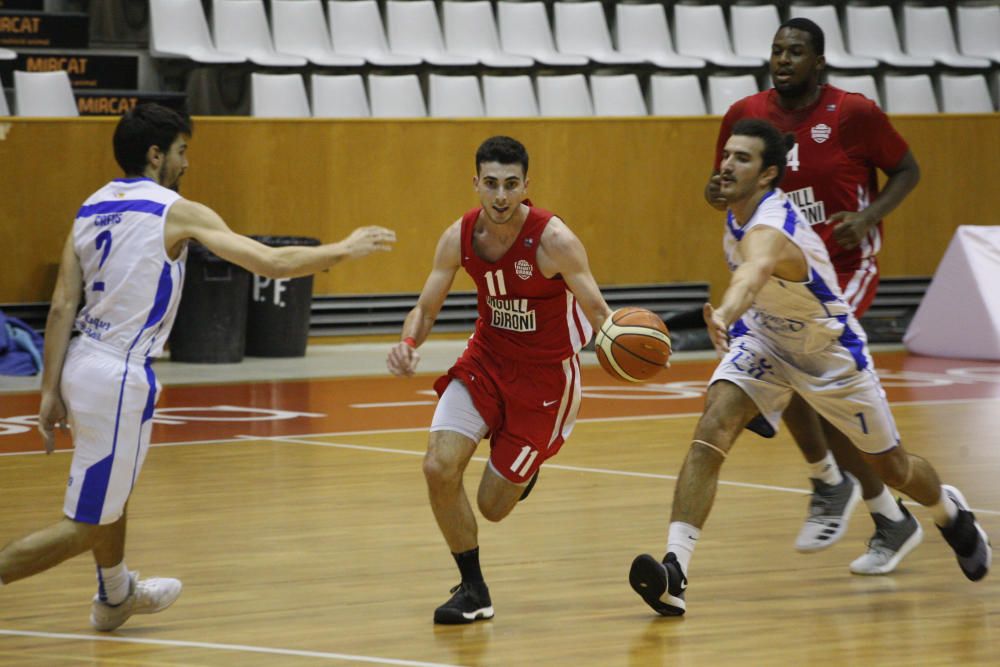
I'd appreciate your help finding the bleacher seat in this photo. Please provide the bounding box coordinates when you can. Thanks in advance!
[674,5,764,68]
[386,1,477,66]
[939,74,995,114]
[537,74,593,117]
[368,74,427,117]
[497,2,587,66]
[481,74,539,117]
[429,74,485,117]
[271,0,364,67]
[956,5,1000,63]
[311,74,370,117]
[788,5,878,69]
[615,4,706,69]
[0,48,15,61]
[442,1,533,68]
[590,74,646,116]
[212,0,306,67]
[250,73,310,117]
[649,74,707,116]
[149,0,245,63]
[553,2,644,65]
[14,70,78,117]
[903,6,991,69]
[826,73,881,107]
[846,5,933,68]
[328,0,421,66]
[883,74,938,113]
[708,74,759,115]
[730,5,780,61]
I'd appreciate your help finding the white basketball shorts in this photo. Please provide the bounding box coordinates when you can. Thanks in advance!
[709,331,900,454]
[61,338,160,525]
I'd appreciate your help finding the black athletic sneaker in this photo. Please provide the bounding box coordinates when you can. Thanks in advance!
[519,471,540,502]
[433,582,495,624]
[629,552,687,616]
[938,485,991,582]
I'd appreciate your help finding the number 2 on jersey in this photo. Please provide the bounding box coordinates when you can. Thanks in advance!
[484,269,507,297]
[93,230,112,292]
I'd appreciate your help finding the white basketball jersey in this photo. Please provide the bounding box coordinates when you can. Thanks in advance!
[723,189,870,364]
[73,177,187,359]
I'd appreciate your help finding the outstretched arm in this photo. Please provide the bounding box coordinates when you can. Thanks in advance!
[38,232,83,454]
[537,217,612,333]
[386,220,462,377]
[830,150,920,249]
[165,199,395,279]
[705,227,799,354]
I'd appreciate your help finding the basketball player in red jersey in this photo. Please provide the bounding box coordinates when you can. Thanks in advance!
[387,136,613,624]
[704,18,923,575]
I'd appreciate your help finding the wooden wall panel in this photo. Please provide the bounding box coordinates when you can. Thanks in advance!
[1,115,997,304]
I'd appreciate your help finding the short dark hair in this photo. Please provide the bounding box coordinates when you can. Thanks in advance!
[112,103,192,175]
[778,17,825,56]
[475,135,529,175]
[731,118,796,188]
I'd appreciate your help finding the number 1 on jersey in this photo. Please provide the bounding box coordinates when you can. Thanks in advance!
[93,230,113,292]
[484,269,507,297]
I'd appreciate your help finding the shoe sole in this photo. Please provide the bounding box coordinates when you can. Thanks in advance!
[850,519,924,575]
[433,605,495,625]
[795,474,862,553]
[629,554,685,616]
[942,485,992,581]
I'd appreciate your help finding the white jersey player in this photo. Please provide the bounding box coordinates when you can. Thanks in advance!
[0,104,396,632]
[629,118,990,618]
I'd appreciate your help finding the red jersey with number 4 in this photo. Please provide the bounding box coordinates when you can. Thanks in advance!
[461,205,593,363]
[714,85,909,272]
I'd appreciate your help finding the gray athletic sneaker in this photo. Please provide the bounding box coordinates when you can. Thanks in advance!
[938,485,991,582]
[90,572,183,631]
[795,472,861,552]
[850,500,924,575]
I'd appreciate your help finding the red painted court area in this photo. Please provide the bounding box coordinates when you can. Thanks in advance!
[1,351,998,454]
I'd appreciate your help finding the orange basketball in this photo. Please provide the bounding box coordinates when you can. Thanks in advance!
[595,307,672,382]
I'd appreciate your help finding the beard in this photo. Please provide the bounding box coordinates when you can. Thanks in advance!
[159,162,182,192]
[774,77,812,100]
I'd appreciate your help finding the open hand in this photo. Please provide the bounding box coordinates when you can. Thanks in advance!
[342,226,397,258]
[38,392,69,454]
[702,303,730,356]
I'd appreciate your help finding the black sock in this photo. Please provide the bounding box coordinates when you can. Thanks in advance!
[452,547,485,585]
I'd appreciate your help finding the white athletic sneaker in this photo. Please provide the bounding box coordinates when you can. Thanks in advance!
[795,472,861,552]
[850,500,924,575]
[90,572,183,631]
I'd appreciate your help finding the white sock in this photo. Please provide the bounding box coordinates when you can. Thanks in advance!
[807,451,843,486]
[865,487,904,521]
[667,522,699,575]
[97,561,131,606]
[930,487,960,527]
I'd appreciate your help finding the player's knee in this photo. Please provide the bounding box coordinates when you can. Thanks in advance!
[477,497,511,523]
[422,451,460,488]
[867,449,909,489]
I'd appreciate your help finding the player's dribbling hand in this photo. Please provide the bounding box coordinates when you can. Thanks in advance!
[829,211,875,250]
[38,392,69,455]
[342,226,397,258]
[702,303,730,356]
[386,342,420,377]
[706,173,728,211]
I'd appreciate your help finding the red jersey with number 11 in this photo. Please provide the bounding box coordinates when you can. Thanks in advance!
[460,205,593,364]
[714,85,909,272]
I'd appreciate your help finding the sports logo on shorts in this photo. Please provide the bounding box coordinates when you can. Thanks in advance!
[515,259,533,280]
[811,124,832,143]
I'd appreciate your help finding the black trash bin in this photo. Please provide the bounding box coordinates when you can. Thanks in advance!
[169,242,249,363]
[245,236,320,358]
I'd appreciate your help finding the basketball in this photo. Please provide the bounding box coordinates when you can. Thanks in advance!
[595,307,672,382]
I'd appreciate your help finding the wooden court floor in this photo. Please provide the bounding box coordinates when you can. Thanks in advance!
[0,351,998,666]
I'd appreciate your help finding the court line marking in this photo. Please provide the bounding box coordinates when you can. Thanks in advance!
[0,629,462,667]
[237,435,1000,516]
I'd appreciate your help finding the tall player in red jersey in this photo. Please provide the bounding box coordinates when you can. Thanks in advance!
[704,19,923,575]
[387,136,613,624]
